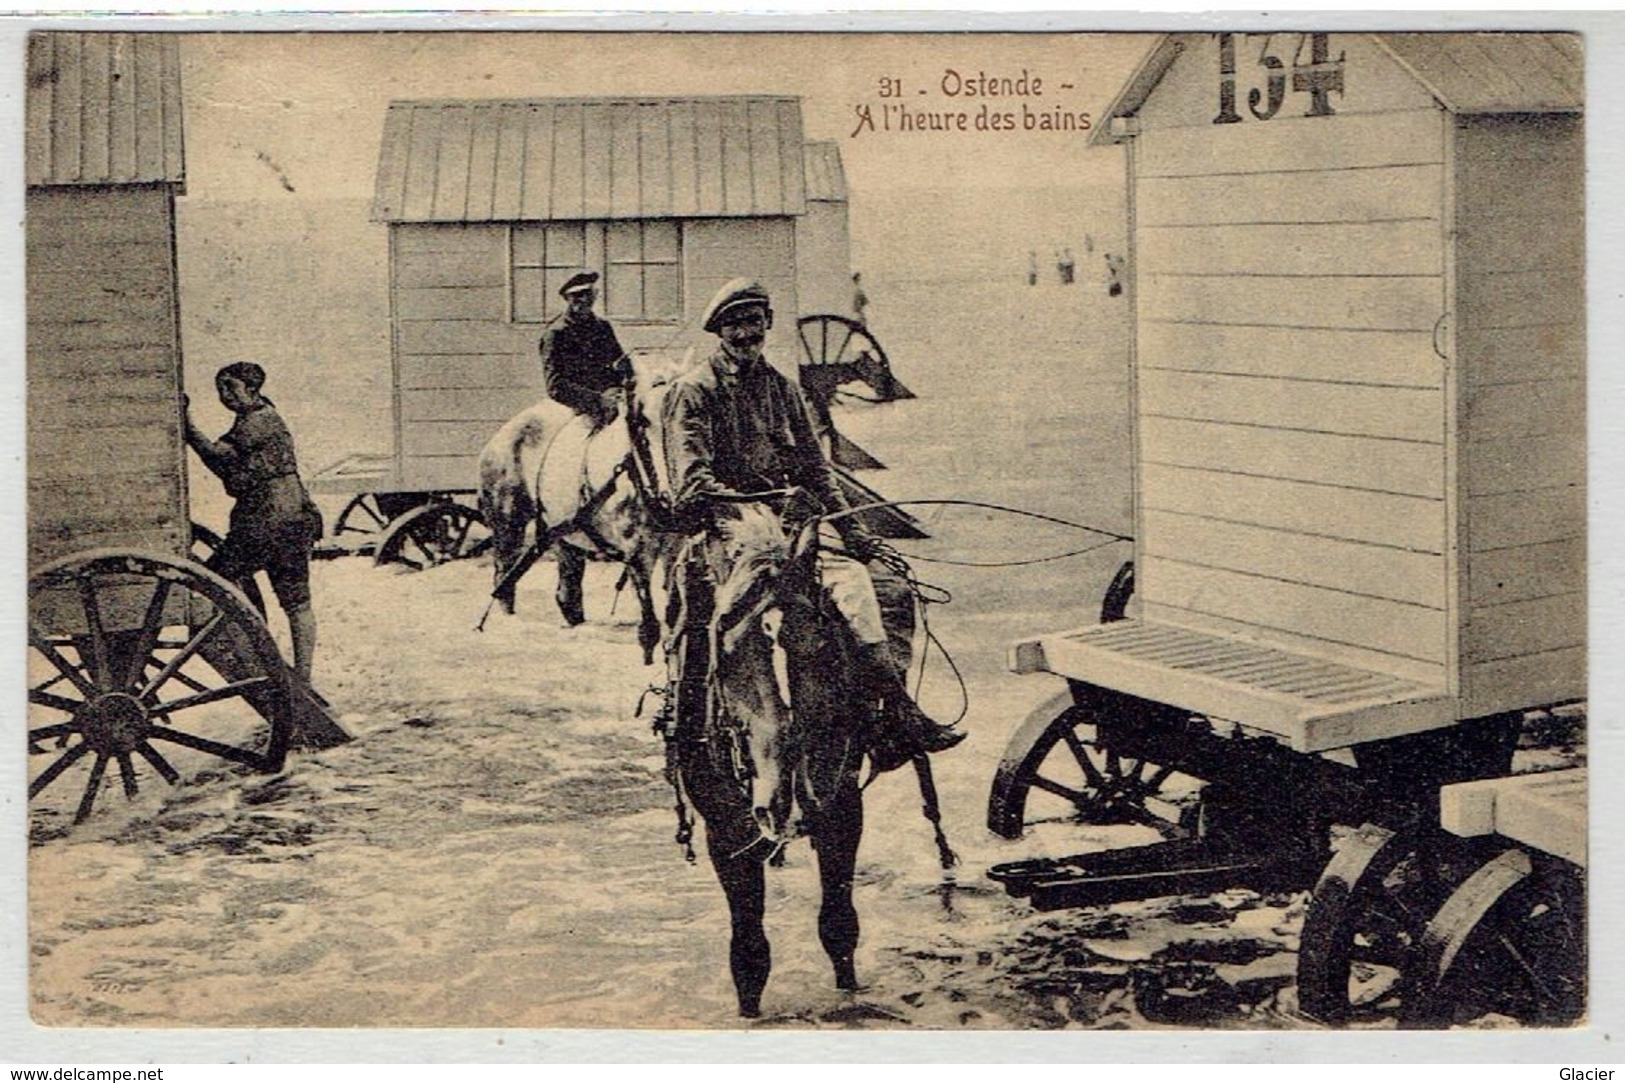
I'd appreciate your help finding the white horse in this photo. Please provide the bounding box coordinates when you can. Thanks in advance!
[476,360,681,663]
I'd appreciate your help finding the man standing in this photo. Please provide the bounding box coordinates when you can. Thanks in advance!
[539,269,629,625]
[661,279,964,761]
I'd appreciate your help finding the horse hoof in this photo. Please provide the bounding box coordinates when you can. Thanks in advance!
[739,999,762,1019]
[834,961,860,993]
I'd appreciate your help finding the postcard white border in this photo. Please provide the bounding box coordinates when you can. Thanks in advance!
[2,6,1620,1065]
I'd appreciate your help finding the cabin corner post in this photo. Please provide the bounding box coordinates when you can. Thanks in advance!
[166,184,190,527]
[1124,131,1145,589]
[387,223,405,488]
[1443,111,1465,708]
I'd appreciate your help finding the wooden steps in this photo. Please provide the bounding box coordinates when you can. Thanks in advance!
[1440,768,1586,867]
[1010,618,1452,753]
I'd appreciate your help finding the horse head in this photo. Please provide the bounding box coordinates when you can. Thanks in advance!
[704,503,827,843]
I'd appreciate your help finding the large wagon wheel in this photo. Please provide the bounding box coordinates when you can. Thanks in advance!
[334,493,392,540]
[330,492,438,557]
[28,550,294,833]
[987,688,1201,840]
[987,561,1163,839]
[1295,824,1491,1024]
[1399,848,1585,1028]
[374,501,490,570]
[796,314,914,402]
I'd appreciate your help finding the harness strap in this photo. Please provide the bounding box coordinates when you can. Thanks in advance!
[911,754,959,871]
[554,455,634,560]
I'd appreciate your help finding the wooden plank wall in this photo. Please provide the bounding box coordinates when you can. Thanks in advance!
[391,216,800,491]
[682,217,799,366]
[393,222,530,491]
[27,185,188,567]
[1455,114,1585,716]
[795,199,852,318]
[1132,95,1452,684]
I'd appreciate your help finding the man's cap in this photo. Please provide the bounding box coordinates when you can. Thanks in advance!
[560,271,599,298]
[701,279,772,334]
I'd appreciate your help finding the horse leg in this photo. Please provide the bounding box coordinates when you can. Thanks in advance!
[555,545,587,626]
[478,452,531,617]
[810,780,864,992]
[708,840,772,1018]
[632,566,660,666]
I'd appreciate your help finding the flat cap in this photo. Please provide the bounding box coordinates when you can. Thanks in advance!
[701,279,772,334]
[559,271,600,297]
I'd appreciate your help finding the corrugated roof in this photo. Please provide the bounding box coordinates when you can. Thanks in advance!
[803,141,847,202]
[373,96,810,223]
[26,32,185,188]
[1375,33,1582,114]
[1094,31,1582,145]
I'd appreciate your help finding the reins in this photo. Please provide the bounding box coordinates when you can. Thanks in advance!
[821,497,1132,545]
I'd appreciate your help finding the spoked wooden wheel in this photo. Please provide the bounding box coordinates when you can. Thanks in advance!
[1399,849,1585,1028]
[1297,825,1485,1024]
[373,501,490,570]
[796,314,912,401]
[334,493,393,539]
[987,689,1201,839]
[28,550,294,834]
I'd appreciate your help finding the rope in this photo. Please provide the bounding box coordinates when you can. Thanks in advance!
[823,497,1132,542]
[903,536,1126,569]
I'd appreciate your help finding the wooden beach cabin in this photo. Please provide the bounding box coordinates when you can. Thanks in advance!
[24,33,347,824]
[796,140,854,318]
[1015,32,1583,749]
[26,32,190,568]
[369,95,852,493]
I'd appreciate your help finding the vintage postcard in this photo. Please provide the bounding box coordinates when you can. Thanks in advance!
[12,20,1603,1055]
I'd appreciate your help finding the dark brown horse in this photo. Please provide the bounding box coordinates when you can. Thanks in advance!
[667,504,890,1016]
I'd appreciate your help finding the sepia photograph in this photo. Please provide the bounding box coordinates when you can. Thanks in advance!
[13,20,1599,1050]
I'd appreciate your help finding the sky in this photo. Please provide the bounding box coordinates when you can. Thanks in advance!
[176,32,1148,206]
[158,30,1147,476]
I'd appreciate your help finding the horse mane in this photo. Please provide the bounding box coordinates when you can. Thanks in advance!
[709,505,790,652]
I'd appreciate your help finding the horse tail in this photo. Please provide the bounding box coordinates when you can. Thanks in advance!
[477,410,547,615]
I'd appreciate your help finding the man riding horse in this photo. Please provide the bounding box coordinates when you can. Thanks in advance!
[660,279,965,764]
[541,270,632,626]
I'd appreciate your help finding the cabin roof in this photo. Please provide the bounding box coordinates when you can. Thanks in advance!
[373,95,814,223]
[1092,31,1583,146]
[1376,33,1583,114]
[26,32,186,188]
[803,141,847,203]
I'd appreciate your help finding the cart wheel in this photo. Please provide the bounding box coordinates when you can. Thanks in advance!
[374,502,491,570]
[189,523,267,616]
[796,314,913,401]
[987,689,1200,840]
[1297,824,1478,1024]
[28,550,294,833]
[334,493,391,538]
[1400,849,1585,1028]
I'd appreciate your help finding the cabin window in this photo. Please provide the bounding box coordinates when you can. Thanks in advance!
[605,220,681,323]
[509,220,682,324]
[510,222,588,323]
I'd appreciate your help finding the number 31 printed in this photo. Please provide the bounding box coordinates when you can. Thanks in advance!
[1214,32,1345,125]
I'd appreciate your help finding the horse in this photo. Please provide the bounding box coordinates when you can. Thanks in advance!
[476,376,672,665]
[668,502,908,1017]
